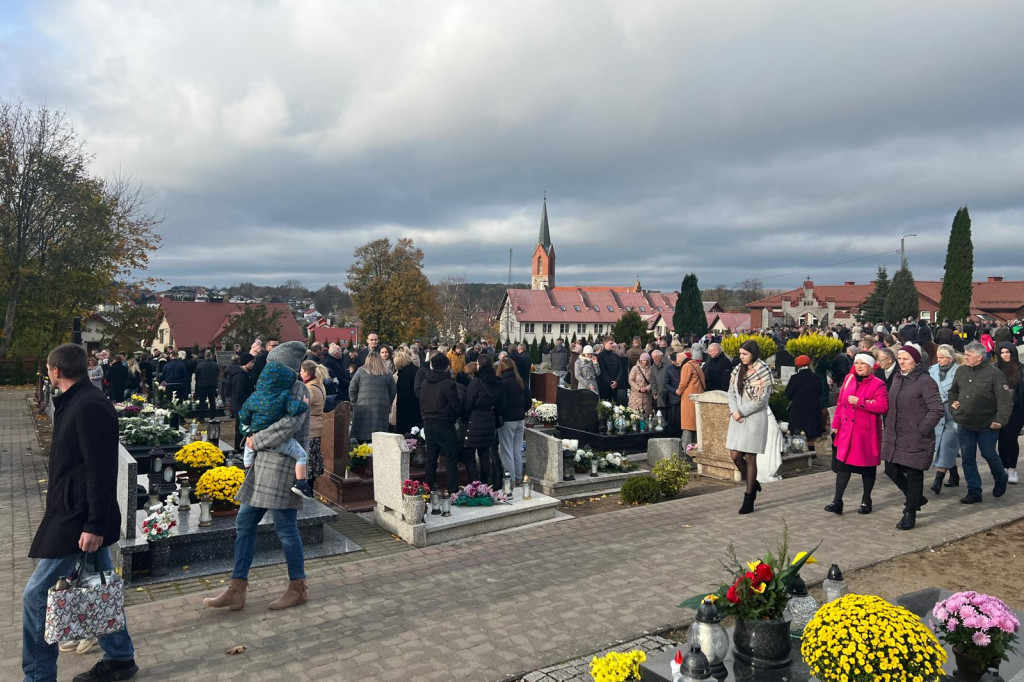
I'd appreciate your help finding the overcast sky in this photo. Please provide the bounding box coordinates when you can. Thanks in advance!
[3,1,1023,294]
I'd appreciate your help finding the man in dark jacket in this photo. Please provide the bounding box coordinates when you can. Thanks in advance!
[24,344,137,681]
[549,338,569,386]
[103,354,129,401]
[934,321,956,346]
[418,354,463,493]
[949,341,1013,504]
[160,352,189,402]
[511,343,533,392]
[596,336,626,404]
[193,351,220,421]
[702,343,733,393]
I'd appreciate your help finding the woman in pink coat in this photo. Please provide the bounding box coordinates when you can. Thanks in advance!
[825,353,889,515]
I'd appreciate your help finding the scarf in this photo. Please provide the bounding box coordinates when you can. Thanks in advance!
[733,359,773,401]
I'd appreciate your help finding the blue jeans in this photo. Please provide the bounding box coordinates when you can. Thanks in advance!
[243,437,306,468]
[231,505,305,581]
[958,427,1006,495]
[22,546,134,682]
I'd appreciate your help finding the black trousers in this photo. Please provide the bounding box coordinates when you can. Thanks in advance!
[998,408,1024,469]
[466,445,500,487]
[884,461,925,511]
[424,420,462,494]
[194,386,217,421]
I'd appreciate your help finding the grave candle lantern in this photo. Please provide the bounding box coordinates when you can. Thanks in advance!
[177,475,191,511]
[823,564,848,602]
[441,492,451,517]
[784,573,818,638]
[198,494,213,527]
[562,449,576,481]
[590,458,599,477]
[680,645,712,681]
[502,472,513,497]
[522,476,533,500]
[687,598,729,676]
[206,418,221,444]
[430,490,443,515]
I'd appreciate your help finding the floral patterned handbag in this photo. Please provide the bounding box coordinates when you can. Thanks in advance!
[44,553,126,644]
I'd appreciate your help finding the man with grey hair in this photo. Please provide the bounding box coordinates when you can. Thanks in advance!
[703,342,733,392]
[650,349,669,411]
[949,341,1013,504]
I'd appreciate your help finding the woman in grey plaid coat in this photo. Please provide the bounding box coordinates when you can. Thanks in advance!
[203,341,310,613]
[349,352,397,442]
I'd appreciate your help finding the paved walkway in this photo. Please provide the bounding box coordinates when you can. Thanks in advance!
[3,388,1024,682]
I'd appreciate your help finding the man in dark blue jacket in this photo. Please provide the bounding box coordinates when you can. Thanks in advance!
[24,343,138,681]
[193,351,221,420]
[160,352,189,402]
[418,354,462,493]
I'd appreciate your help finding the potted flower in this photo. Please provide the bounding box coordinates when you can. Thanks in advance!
[933,591,1019,681]
[141,498,177,577]
[400,479,430,522]
[804,594,947,682]
[405,427,426,466]
[174,440,226,485]
[679,532,819,669]
[348,443,373,476]
[195,466,246,515]
[588,649,646,681]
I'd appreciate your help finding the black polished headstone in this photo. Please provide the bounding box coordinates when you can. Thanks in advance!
[556,386,599,432]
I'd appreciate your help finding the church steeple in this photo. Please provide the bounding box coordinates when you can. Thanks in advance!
[531,195,556,290]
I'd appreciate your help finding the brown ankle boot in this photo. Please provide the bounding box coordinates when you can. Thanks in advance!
[202,578,247,610]
[268,579,308,610]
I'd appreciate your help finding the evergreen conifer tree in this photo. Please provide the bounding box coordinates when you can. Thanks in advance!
[530,338,540,364]
[674,273,708,337]
[938,206,974,323]
[884,265,919,324]
[859,266,889,322]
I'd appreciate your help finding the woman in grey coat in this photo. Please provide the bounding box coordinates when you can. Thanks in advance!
[349,352,397,443]
[574,345,600,395]
[726,340,773,515]
[928,344,961,493]
[882,345,944,531]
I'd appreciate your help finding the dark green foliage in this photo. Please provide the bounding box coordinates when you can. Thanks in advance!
[938,206,974,323]
[859,266,889,323]
[11,358,27,385]
[530,338,540,364]
[884,265,920,324]
[221,304,285,350]
[611,311,654,346]
[674,273,708,337]
[768,388,792,422]
[621,476,661,505]
[539,336,548,356]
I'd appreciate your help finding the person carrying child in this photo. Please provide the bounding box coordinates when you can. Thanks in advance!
[237,357,313,499]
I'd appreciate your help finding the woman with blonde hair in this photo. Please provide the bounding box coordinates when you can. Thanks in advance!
[349,352,397,443]
[392,347,422,434]
[124,357,142,400]
[928,344,962,493]
[300,360,328,493]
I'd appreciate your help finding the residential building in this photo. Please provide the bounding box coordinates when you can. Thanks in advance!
[150,298,305,351]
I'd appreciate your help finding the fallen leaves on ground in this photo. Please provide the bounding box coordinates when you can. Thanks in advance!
[226,645,247,655]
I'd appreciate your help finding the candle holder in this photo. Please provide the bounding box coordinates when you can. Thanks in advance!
[522,476,533,500]
[430,490,443,515]
[177,476,192,511]
[561,449,576,481]
[590,458,599,477]
[502,472,513,497]
[198,494,213,527]
[441,492,451,517]
[206,418,221,444]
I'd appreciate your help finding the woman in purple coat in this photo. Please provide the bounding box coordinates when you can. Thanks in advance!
[826,353,888,516]
[882,345,944,531]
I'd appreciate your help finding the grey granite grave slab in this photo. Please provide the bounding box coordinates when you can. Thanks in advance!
[116,445,138,539]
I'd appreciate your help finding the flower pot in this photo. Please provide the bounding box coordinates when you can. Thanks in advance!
[148,538,170,577]
[210,504,238,518]
[733,617,792,669]
[169,413,180,429]
[401,494,427,523]
[186,467,209,487]
[954,649,1003,682]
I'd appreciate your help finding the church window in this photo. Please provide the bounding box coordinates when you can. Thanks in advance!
[536,257,543,274]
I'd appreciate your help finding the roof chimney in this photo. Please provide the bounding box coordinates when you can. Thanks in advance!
[988,276,1004,282]
[844,281,855,286]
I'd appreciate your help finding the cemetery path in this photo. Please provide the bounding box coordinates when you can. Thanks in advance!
[3,388,1024,682]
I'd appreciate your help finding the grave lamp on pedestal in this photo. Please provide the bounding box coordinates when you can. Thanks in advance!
[148,446,177,497]
[562,449,576,481]
[687,597,729,676]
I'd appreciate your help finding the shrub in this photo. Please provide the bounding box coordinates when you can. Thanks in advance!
[620,476,661,505]
[721,334,777,361]
[785,335,844,361]
[652,456,691,497]
[768,388,791,422]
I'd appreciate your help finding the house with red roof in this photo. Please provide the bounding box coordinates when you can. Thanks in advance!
[310,325,361,348]
[748,276,1024,328]
[150,298,305,351]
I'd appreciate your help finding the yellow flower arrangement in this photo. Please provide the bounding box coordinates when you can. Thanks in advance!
[720,334,778,361]
[589,650,646,682]
[785,335,845,361]
[174,441,226,469]
[195,466,246,506]
[801,594,946,682]
[349,443,373,466]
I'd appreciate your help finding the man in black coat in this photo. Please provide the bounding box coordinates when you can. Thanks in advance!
[103,354,129,401]
[512,343,533,392]
[160,352,189,402]
[596,336,626,404]
[23,344,137,680]
[193,350,221,421]
[418,354,463,493]
[227,353,256,452]
[702,343,734,392]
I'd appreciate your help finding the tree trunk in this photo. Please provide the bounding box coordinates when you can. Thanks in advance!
[0,275,24,358]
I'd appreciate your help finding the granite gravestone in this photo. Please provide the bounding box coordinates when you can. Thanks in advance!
[556,386,599,432]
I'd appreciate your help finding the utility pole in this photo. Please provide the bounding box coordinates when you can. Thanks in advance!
[505,248,513,344]
[900,233,917,269]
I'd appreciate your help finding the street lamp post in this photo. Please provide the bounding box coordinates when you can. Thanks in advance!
[900,234,918,268]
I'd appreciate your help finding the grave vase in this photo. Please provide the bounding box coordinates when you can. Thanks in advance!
[401,494,427,523]
[148,538,170,577]
[953,649,1004,682]
[732,617,792,669]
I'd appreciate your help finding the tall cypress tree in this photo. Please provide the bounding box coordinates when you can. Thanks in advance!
[674,273,708,337]
[884,265,920,324]
[938,206,974,323]
[859,266,889,322]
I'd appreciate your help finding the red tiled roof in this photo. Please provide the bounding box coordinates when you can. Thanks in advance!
[709,312,751,331]
[311,326,361,346]
[505,288,679,324]
[158,298,305,348]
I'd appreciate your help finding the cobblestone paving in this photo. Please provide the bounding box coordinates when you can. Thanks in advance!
[3,389,1024,682]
